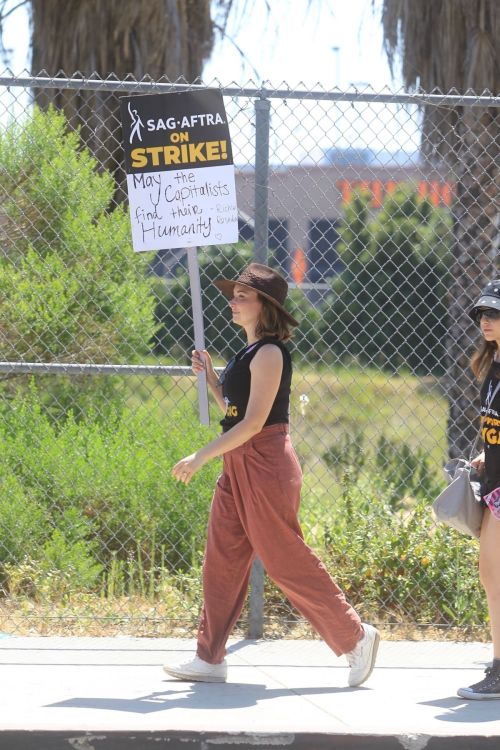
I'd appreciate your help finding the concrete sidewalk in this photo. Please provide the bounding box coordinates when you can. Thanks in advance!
[0,636,499,749]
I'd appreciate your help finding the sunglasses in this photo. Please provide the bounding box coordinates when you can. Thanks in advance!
[477,308,500,321]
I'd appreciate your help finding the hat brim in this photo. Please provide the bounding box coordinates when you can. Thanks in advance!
[214,278,299,327]
[469,295,500,321]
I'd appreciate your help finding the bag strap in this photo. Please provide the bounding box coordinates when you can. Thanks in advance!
[468,429,483,464]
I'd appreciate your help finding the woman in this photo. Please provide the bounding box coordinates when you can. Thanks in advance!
[163,262,379,686]
[458,280,500,700]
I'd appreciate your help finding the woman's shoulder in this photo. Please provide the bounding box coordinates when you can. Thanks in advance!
[251,338,291,369]
[257,336,290,349]
[256,337,290,356]
[253,340,284,357]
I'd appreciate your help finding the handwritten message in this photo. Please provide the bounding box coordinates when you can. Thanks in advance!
[127,165,238,251]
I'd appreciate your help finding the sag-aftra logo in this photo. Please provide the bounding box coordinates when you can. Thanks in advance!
[128,100,225,145]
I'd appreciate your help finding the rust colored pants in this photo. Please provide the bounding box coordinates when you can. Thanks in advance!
[196,423,363,663]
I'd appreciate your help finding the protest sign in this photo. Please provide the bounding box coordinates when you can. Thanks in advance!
[120,89,238,252]
[120,89,240,426]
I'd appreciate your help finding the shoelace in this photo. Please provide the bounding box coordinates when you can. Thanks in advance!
[485,666,500,680]
[475,666,500,689]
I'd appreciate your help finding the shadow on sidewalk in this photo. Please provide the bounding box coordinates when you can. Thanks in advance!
[46,681,363,714]
[420,697,500,724]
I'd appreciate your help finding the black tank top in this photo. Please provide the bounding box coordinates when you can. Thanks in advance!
[480,361,500,495]
[219,337,292,433]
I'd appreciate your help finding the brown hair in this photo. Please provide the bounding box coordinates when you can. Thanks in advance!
[470,339,497,380]
[255,296,293,342]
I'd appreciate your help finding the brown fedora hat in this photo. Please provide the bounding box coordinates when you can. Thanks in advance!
[214,263,299,327]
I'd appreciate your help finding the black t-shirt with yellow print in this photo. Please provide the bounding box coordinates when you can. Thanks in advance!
[480,361,500,495]
[219,336,292,433]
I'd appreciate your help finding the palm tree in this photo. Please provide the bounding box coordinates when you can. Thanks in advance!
[29,0,214,81]
[380,0,500,457]
[0,0,218,176]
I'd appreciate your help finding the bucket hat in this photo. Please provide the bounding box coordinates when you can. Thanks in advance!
[214,262,299,327]
[469,279,500,323]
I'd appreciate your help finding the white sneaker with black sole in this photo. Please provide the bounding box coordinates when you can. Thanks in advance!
[163,654,227,683]
[345,623,380,687]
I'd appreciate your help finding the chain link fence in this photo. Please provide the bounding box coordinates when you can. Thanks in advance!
[0,73,499,638]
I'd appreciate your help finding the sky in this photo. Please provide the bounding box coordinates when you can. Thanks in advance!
[202,1,418,164]
[1,0,399,91]
[203,0,401,91]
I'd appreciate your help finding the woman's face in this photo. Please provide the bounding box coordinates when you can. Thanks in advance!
[229,283,262,328]
[479,308,500,343]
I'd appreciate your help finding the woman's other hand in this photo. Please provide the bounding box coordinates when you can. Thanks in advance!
[172,452,206,484]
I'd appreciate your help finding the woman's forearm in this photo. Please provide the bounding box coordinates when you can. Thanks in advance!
[207,377,226,414]
[195,417,263,464]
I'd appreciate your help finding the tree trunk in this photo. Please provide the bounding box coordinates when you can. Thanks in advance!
[29,0,214,183]
[446,106,500,457]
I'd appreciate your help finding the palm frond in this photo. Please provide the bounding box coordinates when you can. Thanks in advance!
[379,0,499,161]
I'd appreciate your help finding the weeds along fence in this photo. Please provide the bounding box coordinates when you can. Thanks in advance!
[0,73,499,638]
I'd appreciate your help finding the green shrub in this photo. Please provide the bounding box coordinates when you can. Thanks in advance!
[287,289,323,360]
[319,187,452,375]
[0,384,220,601]
[0,475,50,567]
[318,490,485,627]
[0,107,157,420]
[295,437,486,628]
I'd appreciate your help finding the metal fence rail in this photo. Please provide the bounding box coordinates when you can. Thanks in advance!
[0,72,499,639]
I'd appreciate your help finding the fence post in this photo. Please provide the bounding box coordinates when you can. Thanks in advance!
[186,246,210,426]
[246,97,271,640]
[254,97,271,265]
[248,557,265,639]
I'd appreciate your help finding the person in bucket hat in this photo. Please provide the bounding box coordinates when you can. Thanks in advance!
[457,279,500,700]
[469,279,500,324]
[164,262,379,686]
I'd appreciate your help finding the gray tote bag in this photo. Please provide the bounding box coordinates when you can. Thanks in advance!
[432,459,484,538]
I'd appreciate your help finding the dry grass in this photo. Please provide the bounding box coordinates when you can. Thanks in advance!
[0,597,199,637]
[266,619,490,643]
[0,597,490,643]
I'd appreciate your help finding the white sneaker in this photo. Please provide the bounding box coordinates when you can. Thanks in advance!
[346,623,380,687]
[163,654,227,683]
